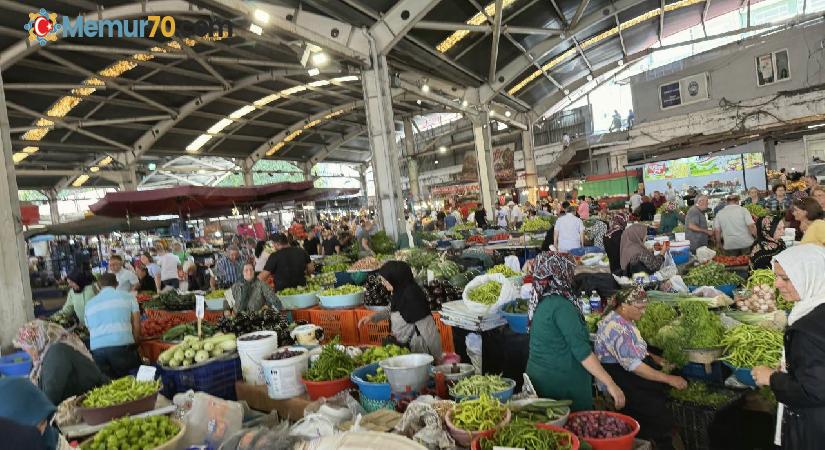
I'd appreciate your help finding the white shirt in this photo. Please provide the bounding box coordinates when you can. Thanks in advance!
[255,250,271,272]
[555,213,585,252]
[112,268,139,292]
[496,208,509,227]
[629,193,642,211]
[713,204,755,250]
[452,210,462,223]
[157,252,180,281]
[510,206,523,222]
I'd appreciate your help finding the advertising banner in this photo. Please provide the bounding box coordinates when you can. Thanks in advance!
[643,153,766,193]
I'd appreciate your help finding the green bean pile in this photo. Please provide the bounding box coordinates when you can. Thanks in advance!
[450,374,511,398]
[450,394,508,431]
[82,376,161,408]
[720,324,784,368]
[303,337,355,381]
[479,417,575,450]
[81,415,179,450]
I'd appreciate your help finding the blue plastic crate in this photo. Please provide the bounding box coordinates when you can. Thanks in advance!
[157,355,242,400]
[680,362,728,384]
[0,351,32,377]
[569,246,602,257]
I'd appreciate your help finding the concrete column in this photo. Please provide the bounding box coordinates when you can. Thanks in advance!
[46,189,60,225]
[521,119,539,206]
[120,163,139,190]
[764,139,777,170]
[241,160,254,186]
[302,161,314,181]
[359,163,370,209]
[0,72,33,348]
[471,112,498,222]
[362,51,404,240]
[402,119,421,203]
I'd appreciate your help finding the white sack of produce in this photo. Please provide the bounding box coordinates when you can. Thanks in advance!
[462,273,518,314]
[696,246,716,263]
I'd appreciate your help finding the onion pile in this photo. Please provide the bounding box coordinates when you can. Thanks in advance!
[735,284,776,312]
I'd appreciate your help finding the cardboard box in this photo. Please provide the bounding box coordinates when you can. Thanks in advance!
[235,381,311,420]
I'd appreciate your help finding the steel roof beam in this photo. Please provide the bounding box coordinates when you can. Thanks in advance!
[309,126,367,164]
[12,140,127,152]
[659,0,666,44]
[8,115,171,133]
[548,0,570,26]
[572,37,594,72]
[2,83,224,92]
[701,0,711,36]
[173,37,231,88]
[615,14,628,58]
[571,0,591,28]
[369,0,442,54]
[489,0,504,83]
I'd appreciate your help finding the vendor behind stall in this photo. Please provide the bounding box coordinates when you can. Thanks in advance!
[750,216,786,270]
[59,268,96,326]
[620,224,663,276]
[525,251,625,411]
[233,263,281,312]
[594,287,687,449]
[135,264,157,293]
[358,261,442,362]
[14,320,108,405]
[259,233,314,291]
[658,201,682,235]
[604,213,628,274]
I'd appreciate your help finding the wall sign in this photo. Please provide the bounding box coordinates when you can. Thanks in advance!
[756,49,790,86]
[659,72,709,110]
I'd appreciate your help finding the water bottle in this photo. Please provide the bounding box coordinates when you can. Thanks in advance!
[590,290,602,313]
[580,291,591,315]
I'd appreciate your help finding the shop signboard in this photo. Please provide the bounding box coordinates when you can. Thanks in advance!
[643,152,766,193]
[460,143,515,184]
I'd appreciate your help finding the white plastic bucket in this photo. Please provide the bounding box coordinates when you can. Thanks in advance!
[262,346,309,399]
[379,354,434,394]
[237,331,278,385]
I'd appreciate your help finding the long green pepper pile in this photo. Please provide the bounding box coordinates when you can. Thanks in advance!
[450,374,511,398]
[479,417,574,450]
[450,394,507,431]
[720,324,784,368]
[82,376,161,408]
[303,337,355,381]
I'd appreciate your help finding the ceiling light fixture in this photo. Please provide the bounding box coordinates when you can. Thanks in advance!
[148,163,157,171]
[586,74,593,81]
[416,99,422,105]
[438,145,447,153]
[249,23,263,35]
[504,110,512,118]
[420,83,430,93]
[253,9,270,24]
[461,99,469,107]
[72,174,90,187]
[21,146,39,154]
[12,153,28,164]
[307,67,320,77]
[90,166,100,173]
[617,60,624,66]
[98,156,113,166]
[311,52,329,67]
[434,160,439,165]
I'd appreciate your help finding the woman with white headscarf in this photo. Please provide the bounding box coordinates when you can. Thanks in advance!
[752,244,825,449]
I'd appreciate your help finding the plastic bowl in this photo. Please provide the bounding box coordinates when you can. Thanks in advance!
[431,363,475,382]
[565,411,640,450]
[318,290,365,309]
[205,298,224,311]
[301,375,354,400]
[0,351,32,377]
[379,354,434,394]
[77,390,159,425]
[351,363,391,401]
[446,408,511,448]
[278,291,319,310]
[500,301,529,334]
[450,377,517,402]
[471,423,580,450]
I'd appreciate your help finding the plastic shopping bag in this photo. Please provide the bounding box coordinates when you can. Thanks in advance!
[461,273,518,314]
[504,255,521,274]
[696,246,716,263]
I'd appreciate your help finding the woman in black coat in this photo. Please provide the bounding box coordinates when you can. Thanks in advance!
[604,213,628,275]
[752,244,825,449]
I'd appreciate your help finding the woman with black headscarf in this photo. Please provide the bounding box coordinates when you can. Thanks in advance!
[604,213,628,274]
[59,268,97,326]
[750,216,786,270]
[358,261,442,362]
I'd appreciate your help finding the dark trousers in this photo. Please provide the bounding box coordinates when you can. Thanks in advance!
[92,344,141,379]
[161,278,180,289]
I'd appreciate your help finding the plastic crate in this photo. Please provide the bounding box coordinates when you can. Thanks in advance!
[144,308,222,322]
[157,354,242,400]
[669,391,744,450]
[432,312,455,353]
[681,361,729,384]
[356,309,392,345]
[291,306,315,324]
[138,339,174,364]
[308,308,360,345]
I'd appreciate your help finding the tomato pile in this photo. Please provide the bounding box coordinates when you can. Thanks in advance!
[489,233,510,242]
[136,293,154,303]
[141,315,192,338]
[713,255,750,266]
[466,235,487,245]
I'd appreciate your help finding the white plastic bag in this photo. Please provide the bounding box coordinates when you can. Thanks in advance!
[465,333,482,374]
[504,255,521,274]
[666,275,690,293]
[654,251,678,281]
[462,273,518,314]
[696,246,716,263]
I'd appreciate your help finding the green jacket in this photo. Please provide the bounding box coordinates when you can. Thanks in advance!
[231,280,282,313]
[39,343,108,405]
[60,285,97,326]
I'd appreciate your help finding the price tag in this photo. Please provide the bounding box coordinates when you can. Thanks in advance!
[195,294,205,319]
[135,365,156,382]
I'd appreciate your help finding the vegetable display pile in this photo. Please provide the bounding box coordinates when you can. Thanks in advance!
[216,309,293,345]
[310,272,336,287]
[669,382,738,408]
[451,374,511,398]
[322,263,349,273]
[424,280,462,311]
[81,415,179,450]
[713,255,750,267]
[720,324,783,368]
[364,275,391,307]
[450,394,508,431]
[397,248,439,269]
[356,344,410,365]
[48,311,89,342]
[369,231,397,255]
[683,262,744,287]
[161,322,216,342]
[205,289,226,299]
[585,314,601,334]
[510,398,572,423]
[747,269,792,312]
[503,298,529,314]
[565,411,632,439]
[653,301,725,367]
[467,281,502,305]
[745,203,770,218]
[735,285,777,313]
[157,333,237,368]
[319,284,364,297]
[82,376,161,408]
[520,216,555,233]
[349,256,382,271]
[303,337,355,381]
[637,302,677,344]
[466,235,487,245]
[136,293,154,303]
[427,259,462,280]
[487,264,520,277]
[323,254,351,266]
[479,417,574,450]
[266,349,305,360]
[144,290,196,311]
[488,233,511,242]
[277,284,320,296]
[366,368,387,383]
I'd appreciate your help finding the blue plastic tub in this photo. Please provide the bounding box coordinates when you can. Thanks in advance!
[681,361,728,384]
[0,351,32,377]
[157,354,242,400]
[318,290,364,308]
[669,247,690,265]
[501,301,529,334]
[451,378,516,402]
[351,363,392,401]
[569,246,602,257]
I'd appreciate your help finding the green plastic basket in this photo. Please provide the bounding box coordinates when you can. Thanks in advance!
[360,396,396,413]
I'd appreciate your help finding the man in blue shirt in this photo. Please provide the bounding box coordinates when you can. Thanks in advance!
[85,273,141,378]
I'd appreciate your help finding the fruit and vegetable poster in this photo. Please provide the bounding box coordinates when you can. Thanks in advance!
[460,143,515,183]
[643,152,766,194]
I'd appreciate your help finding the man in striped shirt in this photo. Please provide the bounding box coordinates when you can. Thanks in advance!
[85,273,141,378]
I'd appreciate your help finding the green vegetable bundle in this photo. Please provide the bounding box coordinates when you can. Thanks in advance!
[205,289,226,299]
[503,299,529,314]
[322,263,349,273]
[319,284,363,297]
[510,398,572,423]
[278,285,320,296]
[637,302,677,344]
[653,301,725,367]
[479,417,574,450]
[450,374,512,398]
[487,264,520,277]
[82,376,161,408]
[450,394,508,431]
[81,415,179,450]
[399,248,439,269]
[161,322,216,342]
[304,337,355,381]
[369,231,397,255]
[150,290,196,311]
[467,281,502,305]
[356,344,409,365]
[720,324,783,368]
[669,382,738,408]
[683,262,744,287]
[323,254,351,266]
[519,216,555,233]
[745,203,770,218]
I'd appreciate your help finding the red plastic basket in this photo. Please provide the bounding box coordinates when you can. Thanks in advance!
[432,312,455,353]
[301,376,354,400]
[566,411,640,450]
[144,308,222,322]
[308,308,360,345]
[291,306,316,324]
[138,339,175,363]
[356,309,392,345]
